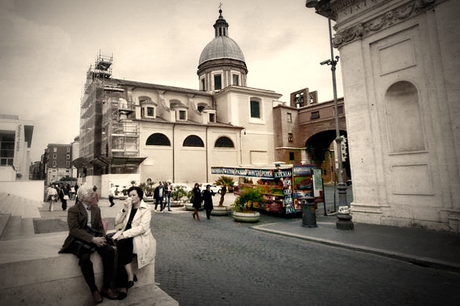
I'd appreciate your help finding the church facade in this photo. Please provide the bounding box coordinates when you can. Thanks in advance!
[74,10,284,197]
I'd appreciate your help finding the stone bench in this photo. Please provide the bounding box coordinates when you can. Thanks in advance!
[0,231,177,306]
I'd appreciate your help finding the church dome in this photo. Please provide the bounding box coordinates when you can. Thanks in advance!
[198,36,245,66]
[198,9,246,67]
[197,9,248,91]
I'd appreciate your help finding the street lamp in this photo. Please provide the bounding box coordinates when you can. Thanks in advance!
[307,0,353,230]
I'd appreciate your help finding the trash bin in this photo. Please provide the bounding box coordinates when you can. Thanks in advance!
[300,196,317,228]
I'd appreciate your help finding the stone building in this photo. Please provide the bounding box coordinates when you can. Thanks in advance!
[73,10,284,197]
[0,114,34,181]
[44,143,73,185]
[307,0,460,232]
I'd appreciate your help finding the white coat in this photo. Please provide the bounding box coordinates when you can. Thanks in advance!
[113,200,156,269]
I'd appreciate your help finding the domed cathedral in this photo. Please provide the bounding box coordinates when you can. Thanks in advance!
[74,9,283,196]
[197,9,248,92]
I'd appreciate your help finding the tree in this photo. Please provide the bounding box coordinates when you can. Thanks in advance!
[215,176,234,207]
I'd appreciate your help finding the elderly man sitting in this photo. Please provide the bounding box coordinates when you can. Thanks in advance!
[59,184,118,303]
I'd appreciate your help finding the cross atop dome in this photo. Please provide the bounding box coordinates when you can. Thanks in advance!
[214,5,229,37]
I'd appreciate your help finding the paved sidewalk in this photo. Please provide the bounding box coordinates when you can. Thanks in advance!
[252,215,460,274]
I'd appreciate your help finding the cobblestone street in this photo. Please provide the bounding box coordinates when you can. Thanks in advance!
[152,209,460,306]
[34,195,460,306]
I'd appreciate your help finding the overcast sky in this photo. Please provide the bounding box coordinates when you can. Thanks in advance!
[0,0,343,162]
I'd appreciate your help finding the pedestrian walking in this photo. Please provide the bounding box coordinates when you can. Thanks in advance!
[59,183,70,211]
[202,184,214,220]
[92,186,99,206]
[108,184,116,207]
[192,183,202,220]
[74,183,79,203]
[70,185,76,200]
[46,184,58,211]
[165,181,172,211]
[154,182,164,212]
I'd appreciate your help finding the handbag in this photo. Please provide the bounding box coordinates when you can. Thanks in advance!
[72,239,96,255]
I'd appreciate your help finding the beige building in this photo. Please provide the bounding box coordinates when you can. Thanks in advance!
[0,114,34,182]
[308,0,460,232]
[74,10,283,197]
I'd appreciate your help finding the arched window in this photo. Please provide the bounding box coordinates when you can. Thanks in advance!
[183,135,204,147]
[385,81,425,153]
[146,133,171,146]
[215,136,234,148]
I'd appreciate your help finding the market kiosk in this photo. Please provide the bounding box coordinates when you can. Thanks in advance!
[211,164,324,215]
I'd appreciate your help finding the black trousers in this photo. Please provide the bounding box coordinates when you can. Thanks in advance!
[205,208,212,219]
[109,195,115,206]
[77,244,115,293]
[115,237,134,288]
[155,199,164,211]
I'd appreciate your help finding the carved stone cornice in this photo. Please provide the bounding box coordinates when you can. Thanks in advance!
[332,0,436,49]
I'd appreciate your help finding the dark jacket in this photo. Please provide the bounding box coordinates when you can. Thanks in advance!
[154,185,164,201]
[202,189,214,210]
[59,202,104,253]
[192,187,202,209]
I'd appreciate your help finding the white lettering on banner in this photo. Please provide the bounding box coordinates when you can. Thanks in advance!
[13,124,23,174]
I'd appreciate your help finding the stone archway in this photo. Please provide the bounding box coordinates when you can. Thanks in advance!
[305,130,350,184]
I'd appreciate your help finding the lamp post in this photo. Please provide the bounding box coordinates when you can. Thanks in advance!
[306,0,353,230]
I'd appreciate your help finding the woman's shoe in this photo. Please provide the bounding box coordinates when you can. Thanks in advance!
[127,274,138,289]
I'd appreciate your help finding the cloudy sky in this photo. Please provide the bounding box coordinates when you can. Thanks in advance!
[0,0,342,162]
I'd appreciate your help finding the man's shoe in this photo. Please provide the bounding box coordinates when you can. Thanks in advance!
[117,289,128,300]
[92,290,103,304]
[101,288,118,300]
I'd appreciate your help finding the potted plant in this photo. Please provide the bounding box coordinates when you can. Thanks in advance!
[119,186,129,200]
[231,187,262,222]
[213,176,234,215]
[139,181,155,202]
[171,185,187,207]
